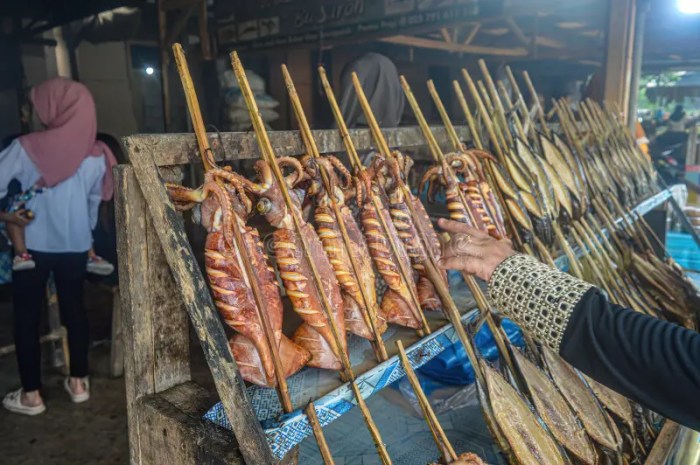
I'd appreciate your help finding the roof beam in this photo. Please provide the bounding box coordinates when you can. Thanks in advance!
[463,23,481,45]
[380,35,528,57]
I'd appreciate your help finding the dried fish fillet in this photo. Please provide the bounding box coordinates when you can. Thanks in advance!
[583,374,634,429]
[513,350,598,465]
[482,362,566,465]
[542,347,620,451]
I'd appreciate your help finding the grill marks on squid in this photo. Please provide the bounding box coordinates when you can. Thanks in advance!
[359,193,423,329]
[314,203,387,340]
[199,193,309,388]
[274,224,347,370]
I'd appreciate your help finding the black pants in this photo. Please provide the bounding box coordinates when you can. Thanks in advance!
[12,251,89,391]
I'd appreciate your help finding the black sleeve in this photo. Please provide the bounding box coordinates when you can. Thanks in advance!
[560,288,700,430]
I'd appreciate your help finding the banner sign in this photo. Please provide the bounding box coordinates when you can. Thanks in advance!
[216,0,500,50]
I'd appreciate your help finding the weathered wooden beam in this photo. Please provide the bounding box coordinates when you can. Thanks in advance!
[644,421,680,465]
[138,382,242,465]
[198,0,213,60]
[122,145,276,464]
[602,0,636,123]
[463,23,481,45]
[506,17,565,50]
[506,17,530,46]
[115,165,191,464]
[124,126,470,167]
[164,0,204,48]
[380,35,528,56]
[440,27,452,43]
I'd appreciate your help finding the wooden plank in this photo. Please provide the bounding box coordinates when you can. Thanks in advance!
[644,421,680,465]
[115,165,157,465]
[602,0,636,121]
[110,287,124,378]
[380,35,528,56]
[125,126,470,167]
[124,142,275,465]
[138,382,242,465]
[148,166,192,392]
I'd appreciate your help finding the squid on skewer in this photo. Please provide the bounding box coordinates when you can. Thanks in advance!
[167,170,310,387]
[224,158,349,371]
[301,154,388,341]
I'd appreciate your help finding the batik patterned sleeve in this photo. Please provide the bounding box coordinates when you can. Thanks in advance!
[487,253,592,351]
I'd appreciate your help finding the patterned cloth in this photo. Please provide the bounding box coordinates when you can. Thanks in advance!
[488,254,592,351]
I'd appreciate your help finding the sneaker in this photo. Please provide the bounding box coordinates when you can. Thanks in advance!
[87,256,114,276]
[12,253,35,271]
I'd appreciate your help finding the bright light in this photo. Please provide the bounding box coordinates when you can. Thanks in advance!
[678,0,700,14]
[145,66,155,75]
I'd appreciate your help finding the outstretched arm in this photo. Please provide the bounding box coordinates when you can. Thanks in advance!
[438,218,700,430]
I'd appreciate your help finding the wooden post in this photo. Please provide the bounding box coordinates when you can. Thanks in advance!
[157,0,172,131]
[602,0,637,123]
[115,165,192,464]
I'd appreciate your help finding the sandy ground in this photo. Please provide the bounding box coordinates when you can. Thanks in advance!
[0,283,130,465]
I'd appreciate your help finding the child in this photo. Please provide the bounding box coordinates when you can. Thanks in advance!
[4,189,114,275]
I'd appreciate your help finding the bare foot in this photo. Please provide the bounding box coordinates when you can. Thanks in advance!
[21,390,43,407]
[68,377,86,395]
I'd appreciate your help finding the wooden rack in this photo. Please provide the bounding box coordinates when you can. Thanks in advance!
[116,125,468,465]
[116,125,679,465]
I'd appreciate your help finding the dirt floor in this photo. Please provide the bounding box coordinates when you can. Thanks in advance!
[0,283,130,465]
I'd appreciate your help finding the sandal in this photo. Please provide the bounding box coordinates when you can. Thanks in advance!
[64,377,90,403]
[86,256,114,276]
[12,253,36,271]
[2,388,46,416]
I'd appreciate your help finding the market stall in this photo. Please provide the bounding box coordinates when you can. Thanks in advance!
[114,44,697,465]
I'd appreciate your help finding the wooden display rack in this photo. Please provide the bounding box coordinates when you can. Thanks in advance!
[116,124,682,465]
[115,125,467,465]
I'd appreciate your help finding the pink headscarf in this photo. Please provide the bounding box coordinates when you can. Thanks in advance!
[19,77,117,200]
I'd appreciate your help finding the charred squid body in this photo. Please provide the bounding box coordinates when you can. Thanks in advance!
[355,169,423,329]
[302,155,387,341]
[244,158,348,370]
[167,174,309,387]
[420,151,506,240]
[379,153,446,313]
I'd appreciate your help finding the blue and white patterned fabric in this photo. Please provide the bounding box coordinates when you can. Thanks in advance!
[203,310,524,460]
[0,251,10,284]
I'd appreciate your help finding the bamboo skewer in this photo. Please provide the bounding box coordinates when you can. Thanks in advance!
[408,78,518,385]
[522,70,550,137]
[318,67,428,337]
[396,340,458,463]
[173,44,293,412]
[478,60,513,147]
[281,65,388,362]
[306,402,336,465]
[233,53,393,463]
[350,383,393,465]
[172,44,216,172]
[452,82,481,151]
[497,80,527,142]
[231,51,353,381]
[458,70,544,257]
[504,66,530,129]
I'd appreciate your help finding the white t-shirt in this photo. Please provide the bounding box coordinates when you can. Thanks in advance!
[0,138,105,253]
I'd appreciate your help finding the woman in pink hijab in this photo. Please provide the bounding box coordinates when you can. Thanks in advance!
[0,77,117,415]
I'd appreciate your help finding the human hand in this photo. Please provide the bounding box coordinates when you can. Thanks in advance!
[4,210,33,227]
[437,218,516,282]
